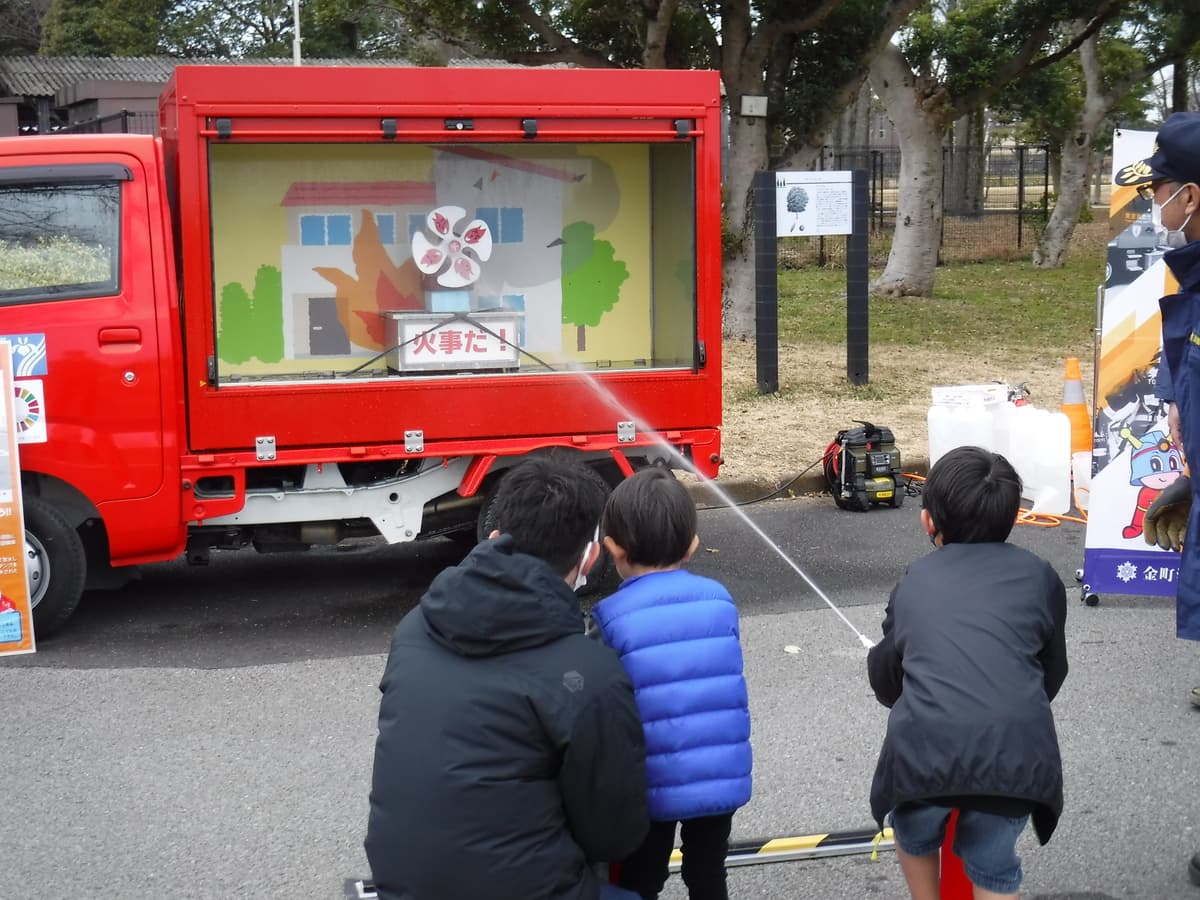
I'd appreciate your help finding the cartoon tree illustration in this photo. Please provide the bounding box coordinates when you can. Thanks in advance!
[560,221,628,352]
[314,210,424,349]
[218,264,283,364]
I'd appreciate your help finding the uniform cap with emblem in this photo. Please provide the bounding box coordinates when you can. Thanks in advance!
[1114,111,1200,187]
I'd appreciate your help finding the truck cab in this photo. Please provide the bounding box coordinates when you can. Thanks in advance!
[0,65,725,635]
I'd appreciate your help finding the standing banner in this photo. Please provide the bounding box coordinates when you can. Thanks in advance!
[1081,129,1182,598]
[0,342,34,655]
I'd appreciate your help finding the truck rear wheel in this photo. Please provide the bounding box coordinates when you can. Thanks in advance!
[24,497,87,637]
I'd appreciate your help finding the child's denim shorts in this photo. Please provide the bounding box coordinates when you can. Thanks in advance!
[890,802,1029,894]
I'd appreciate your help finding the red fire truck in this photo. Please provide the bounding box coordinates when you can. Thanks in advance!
[0,65,724,635]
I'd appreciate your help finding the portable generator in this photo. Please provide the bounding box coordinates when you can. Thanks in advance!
[822,422,904,511]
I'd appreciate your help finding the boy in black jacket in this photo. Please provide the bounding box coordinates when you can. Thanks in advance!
[365,457,648,900]
[868,446,1068,900]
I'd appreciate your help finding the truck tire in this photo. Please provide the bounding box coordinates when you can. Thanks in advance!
[24,496,87,637]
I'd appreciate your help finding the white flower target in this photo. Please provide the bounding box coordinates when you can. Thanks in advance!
[411,205,494,288]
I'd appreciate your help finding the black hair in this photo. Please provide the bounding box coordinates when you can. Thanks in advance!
[922,446,1021,544]
[490,457,607,576]
[602,466,697,568]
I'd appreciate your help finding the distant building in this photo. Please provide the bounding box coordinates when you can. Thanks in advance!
[0,56,403,137]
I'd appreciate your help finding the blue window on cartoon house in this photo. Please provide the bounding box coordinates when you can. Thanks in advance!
[300,213,353,246]
[475,207,524,243]
[327,214,351,245]
[475,293,527,346]
[376,214,396,245]
[409,213,426,241]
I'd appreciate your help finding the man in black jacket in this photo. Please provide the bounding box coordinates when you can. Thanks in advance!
[365,457,649,900]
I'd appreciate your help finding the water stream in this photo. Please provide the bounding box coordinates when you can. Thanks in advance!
[568,365,876,649]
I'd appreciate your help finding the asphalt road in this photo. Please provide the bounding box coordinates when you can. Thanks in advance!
[2,494,1198,899]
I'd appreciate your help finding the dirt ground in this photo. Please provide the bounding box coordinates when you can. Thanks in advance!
[712,337,1093,492]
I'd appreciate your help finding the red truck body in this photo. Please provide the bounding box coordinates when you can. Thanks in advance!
[0,65,724,634]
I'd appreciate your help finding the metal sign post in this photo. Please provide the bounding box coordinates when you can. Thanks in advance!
[753,169,869,394]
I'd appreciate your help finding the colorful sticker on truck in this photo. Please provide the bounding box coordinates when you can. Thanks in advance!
[13,380,45,444]
[0,334,48,377]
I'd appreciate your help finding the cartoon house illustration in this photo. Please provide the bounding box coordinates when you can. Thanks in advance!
[278,180,436,358]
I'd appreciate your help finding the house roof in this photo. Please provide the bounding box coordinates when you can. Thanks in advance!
[0,55,406,99]
[280,182,437,207]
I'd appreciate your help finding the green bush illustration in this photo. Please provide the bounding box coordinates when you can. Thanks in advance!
[218,265,284,364]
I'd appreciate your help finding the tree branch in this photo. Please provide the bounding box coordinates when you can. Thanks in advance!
[642,0,680,68]
[951,0,1123,117]
[507,0,615,67]
[751,0,844,52]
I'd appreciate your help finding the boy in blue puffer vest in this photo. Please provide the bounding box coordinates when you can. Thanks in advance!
[590,466,753,900]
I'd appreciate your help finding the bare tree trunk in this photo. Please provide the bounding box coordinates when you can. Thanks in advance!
[831,83,872,147]
[1034,30,1106,268]
[946,114,968,213]
[1173,55,1190,114]
[963,108,986,213]
[721,106,772,339]
[1048,147,1062,196]
[869,43,947,297]
[641,0,679,68]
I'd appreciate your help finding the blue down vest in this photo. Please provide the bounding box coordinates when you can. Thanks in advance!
[591,569,752,821]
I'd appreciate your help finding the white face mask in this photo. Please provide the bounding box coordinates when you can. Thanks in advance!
[572,526,600,591]
[1151,183,1193,249]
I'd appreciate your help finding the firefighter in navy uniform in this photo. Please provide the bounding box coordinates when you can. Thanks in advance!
[1115,111,1200,889]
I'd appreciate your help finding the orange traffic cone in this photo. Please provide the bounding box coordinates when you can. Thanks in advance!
[1061,357,1092,456]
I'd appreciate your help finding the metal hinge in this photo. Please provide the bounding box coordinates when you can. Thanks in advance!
[206,355,217,384]
[697,341,707,368]
[617,421,636,443]
[405,430,424,453]
[255,435,276,461]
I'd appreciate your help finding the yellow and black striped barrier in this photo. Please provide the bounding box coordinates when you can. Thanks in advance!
[670,827,894,870]
[344,827,894,897]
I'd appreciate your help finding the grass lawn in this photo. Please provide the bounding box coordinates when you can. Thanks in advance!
[718,223,1111,485]
[777,226,1105,359]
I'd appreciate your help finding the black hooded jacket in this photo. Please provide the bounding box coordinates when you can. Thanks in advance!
[365,536,649,900]
[867,541,1068,845]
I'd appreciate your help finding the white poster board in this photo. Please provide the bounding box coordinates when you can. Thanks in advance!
[774,171,854,237]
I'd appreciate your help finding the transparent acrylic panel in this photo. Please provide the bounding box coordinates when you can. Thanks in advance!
[0,182,120,303]
[207,142,697,382]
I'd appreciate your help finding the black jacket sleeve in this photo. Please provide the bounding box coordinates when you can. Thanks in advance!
[558,674,649,862]
[1038,573,1069,701]
[867,586,904,708]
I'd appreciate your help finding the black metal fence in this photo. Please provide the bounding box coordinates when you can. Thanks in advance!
[780,144,1056,267]
[57,109,158,135]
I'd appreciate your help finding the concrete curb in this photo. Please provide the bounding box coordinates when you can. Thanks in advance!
[685,458,932,506]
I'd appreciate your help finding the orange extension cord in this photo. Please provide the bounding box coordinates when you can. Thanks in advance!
[902,474,1089,528]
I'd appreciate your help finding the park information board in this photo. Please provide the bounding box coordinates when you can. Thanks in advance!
[1081,128,1182,598]
[774,171,853,237]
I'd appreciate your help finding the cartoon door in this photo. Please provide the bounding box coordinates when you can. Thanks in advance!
[307,297,351,355]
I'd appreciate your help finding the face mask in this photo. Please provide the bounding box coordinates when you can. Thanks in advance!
[573,526,600,591]
[1151,183,1193,249]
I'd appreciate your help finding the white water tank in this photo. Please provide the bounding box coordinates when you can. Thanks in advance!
[927,386,1071,514]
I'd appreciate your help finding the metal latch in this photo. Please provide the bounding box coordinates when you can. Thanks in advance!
[255,435,276,461]
[617,421,636,443]
[405,430,424,453]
